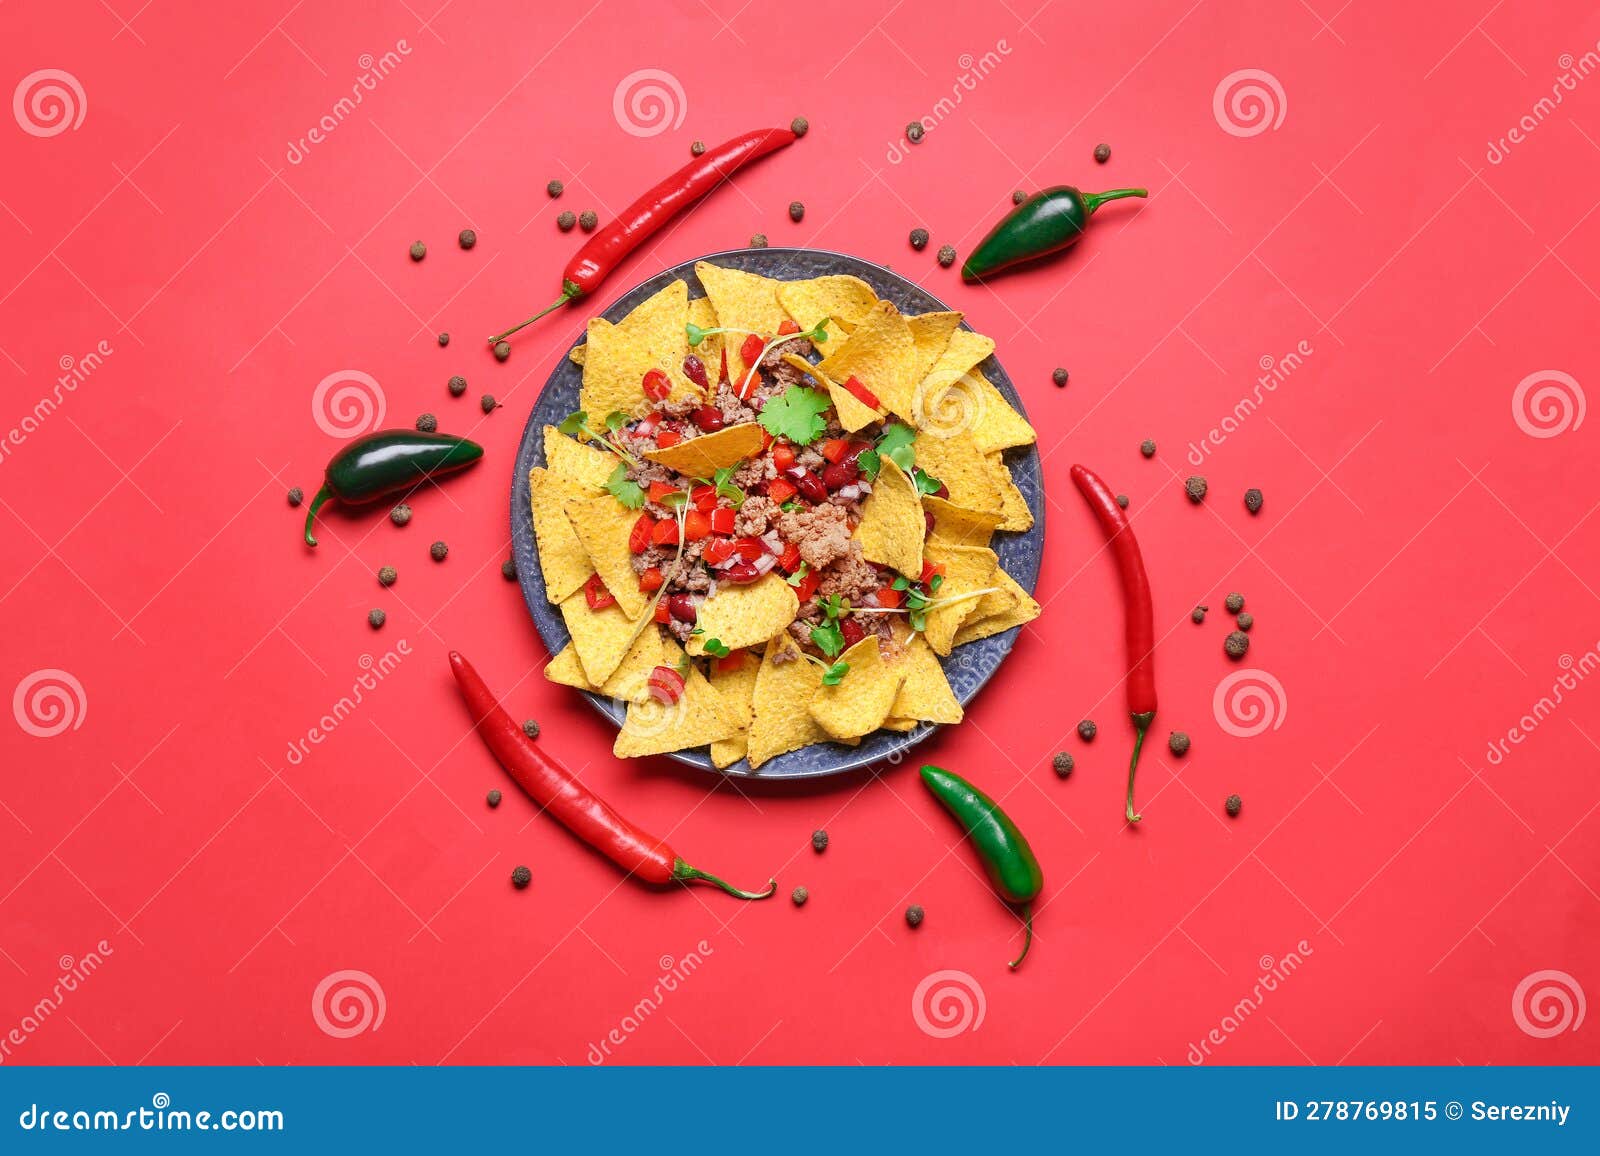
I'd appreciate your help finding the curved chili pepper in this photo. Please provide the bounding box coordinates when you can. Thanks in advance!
[1070,464,1157,823]
[961,185,1147,282]
[489,127,799,344]
[303,430,483,547]
[919,765,1044,968]
[449,650,774,900]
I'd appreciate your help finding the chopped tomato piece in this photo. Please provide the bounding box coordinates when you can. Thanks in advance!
[653,599,671,624]
[766,477,797,505]
[770,442,797,471]
[760,429,775,451]
[638,567,664,593]
[713,648,748,672]
[629,513,655,554]
[703,537,735,566]
[634,413,659,436]
[718,348,731,385]
[583,573,616,610]
[648,665,685,705]
[690,484,717,512]
[795,568,822,602]
[733,536,766,562]
[778,319,800,335]
[840,618,865,649]
[647,480,678,506]
[651,519,681,546]
[820,437,849,464]
[777,540,801,573]
[709,507,736,535]
[920,560,945,586]
[642,368,672,402]
[842,375,880,410]
[740,333,766,368]
[682,510,711,541]
[875,585,902,609]
[655,429,682,448]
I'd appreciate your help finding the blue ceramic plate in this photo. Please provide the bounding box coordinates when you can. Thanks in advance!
[510,248,1045,779]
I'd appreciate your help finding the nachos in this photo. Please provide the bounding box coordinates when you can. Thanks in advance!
[532,261,1041,769]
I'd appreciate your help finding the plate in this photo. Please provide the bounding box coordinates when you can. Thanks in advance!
[510,248,1045,779]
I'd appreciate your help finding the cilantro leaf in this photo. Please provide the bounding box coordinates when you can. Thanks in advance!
[557,410,588,436]
[785,562,810,588]
[855,448,880,480]
[878,423,917,472]
[603,462,644,510]
[604,410,628,432]
[819,594,849,621]
[758,385,832,446]
[686,322,708,347]
[912,467,944,497]
[702,638,731,658]
[821,660,849,686]
[712,464,745,509]
[810,620,845,658]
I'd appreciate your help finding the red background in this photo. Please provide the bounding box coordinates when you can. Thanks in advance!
[2,0,1597,1066]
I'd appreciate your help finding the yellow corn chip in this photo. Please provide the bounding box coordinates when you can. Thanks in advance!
[530,468,597,603]
[922,541,1000,656]
[563,494,647,620]
[808,637,906,741]
[696,261,786,382]
[923,494,1003,548]
[918,328,995,399]
[542,426,615,490]
[881,717,919,732]
[614,645,740,758]
[782,354,882,432]
[855,458,924,578]
[887,625,964,725]
[559,590,641,684]
[906,311,961,384]
[914,428,1002,514]
[569,344,586,367]
[960,372,1035,453]
[748,633,830,769]
[810,316,849,358]
[777,275,877,334]
[686,573,799,656]
[579,280,700,419]
[954,566,1041,646]
[544,628,662,702]
[815,300,916,419]
[708,649,761,769]
[989,453,1034,531]
[644,422,765,475]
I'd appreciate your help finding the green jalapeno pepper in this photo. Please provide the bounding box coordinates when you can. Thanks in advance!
[303,430,483,547]
[920,764,1044,968]
[961,185,1147,283]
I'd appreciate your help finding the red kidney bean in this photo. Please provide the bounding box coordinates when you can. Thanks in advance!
[792,469,828,503]
[682,354,709,389]
[668,594,699,623]
[720,561,763,584]
[924,511,936,535]
[691,405,725,432]
[821,461,859,491]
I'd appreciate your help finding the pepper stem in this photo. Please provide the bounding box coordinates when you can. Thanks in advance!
[1082,187,1149,214]
[303,484,334,548]
[672,859,776,900]
[1126,709,1155,823]
[487,281,582,344]
[1008,905,1033,969]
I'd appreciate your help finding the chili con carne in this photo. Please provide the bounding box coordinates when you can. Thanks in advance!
[303,430,483,547]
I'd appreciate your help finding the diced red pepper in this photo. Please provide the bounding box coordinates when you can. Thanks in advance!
[689,484,717,512]
[733,536,766,562]
[638,567,664,593]
[713,648,748,673]
[629,514,655,554]
[709,507,736,535]
[647,480,678,506]
[920,560,945,586]
[840,618,865,649]
[584,572,616,610]
[777,541,802,573]
[760,429,775,451]
[682,510,711,542]
[770,442,797,471]
[875,585,902,609]
[703,537,735,566]
[718,348,731,385]
[778,319,800,335]
[842,375,880,410]
[651,519,680,546]
[653,599,671,624]
[648,665,685,705]
[655,429,682,448]
[795,568,822,602]
[740,334,766,368]
[766,477,797,504]
[820,437,850,464]
[642,368,672,402]
[635,413,660,436]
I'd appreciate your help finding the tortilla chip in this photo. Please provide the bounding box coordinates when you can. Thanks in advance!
[855,458,924,578]
[748,633,830,769]
[569,344,586,366]
[921,541,1000,656]
[696,262,785,382]
[913,428,1002,514]
[559,591,640,684]
[810,317,849,358]
[542,426,615,490]
[918,328,995,399]
[708,649,760,769]
[530,468,597,602]
[685,573,799,656]
[782,353,882,432]
[989,453,1034,531]
[954,567,1041,645]
[808,637,906,741]
[963,372,1036,454]
[614,643,741,758]
[563,494,647,620]
[544,628,662,702]
[887,625,964,725]
[906,311,961,384]
[777,275,878,334]
[644,422,765,475]
[924,494,1003,548]
[579,280,700,419]
[881,717,920,732]
[815,300,916,419]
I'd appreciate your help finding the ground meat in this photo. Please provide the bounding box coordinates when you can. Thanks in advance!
[713,381,756,426]
[657,393,700,419]
[730,457,768,489]
[734,495,780,538]
[778,504,852,570]
[628,458,674,489]
[665,618,694,643]
[631,544,669,575]
[760,338,812,369]
[817,543,880,601]
[796,446,824,470]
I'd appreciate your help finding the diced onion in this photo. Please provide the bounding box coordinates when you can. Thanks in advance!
[836,484,861,501]
[752,554,776,575]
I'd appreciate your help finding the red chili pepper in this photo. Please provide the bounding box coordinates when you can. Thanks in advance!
[583,572,616,610]
[1070,464,1157,823]
[647,665,684,705]
[641,368,672,402]
[449,651,774,899]
[628,513,655,554]
[489,127,799,343]
[842,376,880,410]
